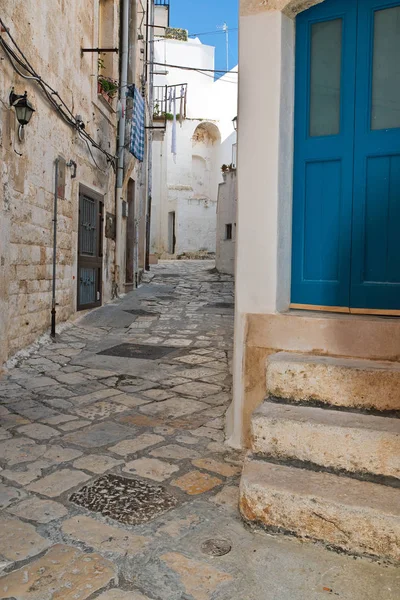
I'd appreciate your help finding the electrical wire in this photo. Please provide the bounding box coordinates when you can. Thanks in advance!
[189,28,238,37]
[0,17,116,168]
[151,61,237,74]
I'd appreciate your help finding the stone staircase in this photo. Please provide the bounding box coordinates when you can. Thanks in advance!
[239,352,400,561]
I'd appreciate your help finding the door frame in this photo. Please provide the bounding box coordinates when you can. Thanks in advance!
[77,185,104,311]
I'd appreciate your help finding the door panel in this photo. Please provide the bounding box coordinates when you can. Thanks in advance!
[291,0,357,307]
[351,0,400,309]
[78,192,103,311]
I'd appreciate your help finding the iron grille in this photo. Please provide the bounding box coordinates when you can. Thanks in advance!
[155,0,169,5]
[80,195,97,256]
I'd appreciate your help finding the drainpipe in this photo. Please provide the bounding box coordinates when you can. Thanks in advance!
[51,158,59,339]
[145,0,154,271]
[114,0,130,292]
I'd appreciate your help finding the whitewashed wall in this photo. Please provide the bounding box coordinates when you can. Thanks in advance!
[151,36,237,255]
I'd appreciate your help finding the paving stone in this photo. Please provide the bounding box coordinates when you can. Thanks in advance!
[40,414,78,426]
[140,397,209,418]
[117,414,164,428]
[58,419,91,431]
[0,438,46,465]
[205,416,225,429]
[173,354,212,365]
[123,458,179,482]
[55,371,90,385]
[62,515,149,555]
[111,393,151,408]
[72,400,129,420]
[153,425,175,435]
[0,412,30,429]
[97,591,151,600]
[210,485,240,511]
[7,497,68,523]
[0,515,51,561]
[73,454,123,474]
[70,388,123,406]
[173,367,222,380]
[175,434,200,445]
[0,426,11,441]
[171,470,223,495]
[42,445,83,463]
[27,468,91,497]
[191,427,225,442]
[160,552,232,600]
[110,434,165,456]
[21,376,59,389]
[170,381,222,398]
[1,465,45,486]
[0,544,116,599]
[157,514,201,538]
[162,376,192,386]
[62,422,133,448]
[17,423,61,440]
[12,402,59,421]
[192,458,241,477]
[0,483,27,508]
[150,444,201,460]
[142,388,174,401]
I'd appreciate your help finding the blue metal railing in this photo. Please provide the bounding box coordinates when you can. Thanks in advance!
[155,0,169,6]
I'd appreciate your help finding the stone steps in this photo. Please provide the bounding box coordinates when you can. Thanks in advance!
[266,352,400,412]
[251,401,400,479]
[240,459,400,561]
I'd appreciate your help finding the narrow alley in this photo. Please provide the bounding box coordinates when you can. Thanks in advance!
[0,261,398,600]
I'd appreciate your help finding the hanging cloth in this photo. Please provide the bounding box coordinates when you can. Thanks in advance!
[129,86,145,162]
[179,85,185,127]
[168,87,173,113]
[171,87,177,163]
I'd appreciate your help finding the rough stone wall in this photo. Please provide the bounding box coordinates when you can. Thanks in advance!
[0,0,125,362]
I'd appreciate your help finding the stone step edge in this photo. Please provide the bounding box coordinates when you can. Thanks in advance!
[245,451,400,489]
[267,352,400,371]
[266,395,400,419]
[240,459,400,563]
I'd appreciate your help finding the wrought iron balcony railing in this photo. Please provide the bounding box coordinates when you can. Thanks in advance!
[154,0,169,6]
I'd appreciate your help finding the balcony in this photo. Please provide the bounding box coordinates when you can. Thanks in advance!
[155,0,169,5]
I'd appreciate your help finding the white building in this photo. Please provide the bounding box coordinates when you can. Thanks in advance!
[232,0,400,561]
[150,32,237,256]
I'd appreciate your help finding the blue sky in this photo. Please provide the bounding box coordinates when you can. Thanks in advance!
[169,0,238,73]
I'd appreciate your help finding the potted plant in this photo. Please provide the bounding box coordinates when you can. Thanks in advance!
[97,57,118,104]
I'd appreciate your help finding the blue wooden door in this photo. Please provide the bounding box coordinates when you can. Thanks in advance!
[291,0,400,311]
[351,0,400,310]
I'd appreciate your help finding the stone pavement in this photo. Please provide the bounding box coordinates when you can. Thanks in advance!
[0,261,398,600]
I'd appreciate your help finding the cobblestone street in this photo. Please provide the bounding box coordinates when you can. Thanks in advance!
[0,261,398,600]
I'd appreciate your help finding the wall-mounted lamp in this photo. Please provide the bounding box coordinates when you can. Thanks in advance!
[232,116,238,131]
[9,89,35,141]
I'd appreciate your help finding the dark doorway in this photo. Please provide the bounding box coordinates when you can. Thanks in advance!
[126,179,136,287]
[77,187,103,310]
[168,211,176,254]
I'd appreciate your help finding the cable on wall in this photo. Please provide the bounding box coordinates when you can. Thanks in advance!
[0,17,116,168]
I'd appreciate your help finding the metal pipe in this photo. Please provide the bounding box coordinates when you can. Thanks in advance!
[145,0,155,271]
[51,158,59,338]
[114,0,130,292]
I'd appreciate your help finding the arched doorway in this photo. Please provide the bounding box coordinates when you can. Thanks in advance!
[291,0,400,313]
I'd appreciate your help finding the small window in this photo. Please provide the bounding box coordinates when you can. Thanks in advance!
[225,224,233,240]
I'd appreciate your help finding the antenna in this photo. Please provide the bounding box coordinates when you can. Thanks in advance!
[217,22,229,72]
